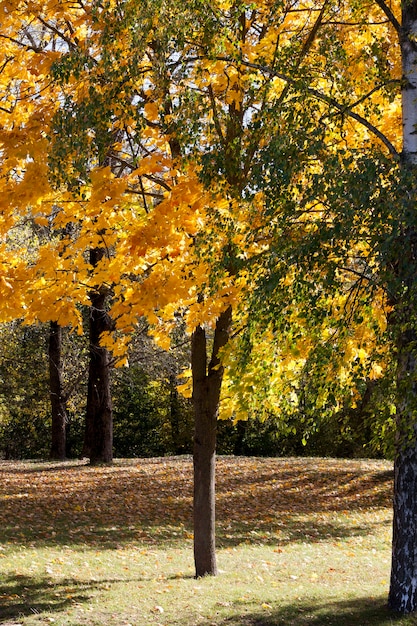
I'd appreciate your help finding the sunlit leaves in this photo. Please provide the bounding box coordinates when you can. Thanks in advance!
[0,0,403,430]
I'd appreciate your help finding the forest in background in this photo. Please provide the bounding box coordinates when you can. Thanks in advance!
[0,318,394,461]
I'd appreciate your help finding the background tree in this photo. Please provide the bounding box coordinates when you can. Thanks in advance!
[48,321,67,460]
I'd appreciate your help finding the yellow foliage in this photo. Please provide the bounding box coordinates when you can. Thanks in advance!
[0,0,400,423]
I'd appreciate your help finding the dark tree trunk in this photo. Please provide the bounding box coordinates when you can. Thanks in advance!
[233,420,248,456]
[48,321,67,460]
[86,248,113,465]
[192,306,232,577]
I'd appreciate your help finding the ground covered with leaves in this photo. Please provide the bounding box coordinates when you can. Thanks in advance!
[0,456,409,626]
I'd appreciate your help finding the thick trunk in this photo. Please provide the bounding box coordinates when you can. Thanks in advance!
[48,321,67,460]
[388,0,417,612]
[193,325,217,577]
[192,306,232,578]
[86,248,113,465]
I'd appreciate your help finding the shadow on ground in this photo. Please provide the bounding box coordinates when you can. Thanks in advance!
[0,572,105,623]
[214,595,410,626]
[1,574,409,626]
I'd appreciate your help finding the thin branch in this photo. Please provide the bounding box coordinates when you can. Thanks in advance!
[128,188,165,200]
[274,0,330,109]
[229,57,399,157]
[326,19,391,26]
[345,79,399,112]
[299,0,330,61]
[139,177,150,213]
[36,16,77,51]
[0,33,42,53]
[337,264,379,285]
[207,84,226,146]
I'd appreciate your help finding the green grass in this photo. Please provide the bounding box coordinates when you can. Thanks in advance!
[0,456,412,625]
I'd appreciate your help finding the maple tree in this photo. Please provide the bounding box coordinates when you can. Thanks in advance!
[0,0,226,574]
[173,0,400,577]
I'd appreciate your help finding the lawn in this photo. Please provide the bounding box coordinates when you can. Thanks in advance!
[0,456,411,626]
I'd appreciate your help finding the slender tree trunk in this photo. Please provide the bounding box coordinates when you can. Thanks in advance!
[86,248,113,465]
[81,407,93,459]
[233,419,248,456]
[389,0,417,612]
[169,373,182,453]
[192,306,232,577]
[48,321,67,460]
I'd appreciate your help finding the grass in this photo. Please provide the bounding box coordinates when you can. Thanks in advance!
[0,455,413,626]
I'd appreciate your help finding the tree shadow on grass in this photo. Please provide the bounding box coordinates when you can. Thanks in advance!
[0,572,102,623]
[216,516,392,548]
[0,461,89,475]
[215,596,412,626]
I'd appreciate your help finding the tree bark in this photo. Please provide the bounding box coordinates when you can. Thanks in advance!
[401,0,417,167]
[388,0,417,612]
[389,333,417,612]
[48,321,67,460]
[192,306,232,577]
[86,248,113,465]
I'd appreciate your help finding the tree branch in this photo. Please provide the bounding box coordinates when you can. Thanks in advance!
[228,57,399,157]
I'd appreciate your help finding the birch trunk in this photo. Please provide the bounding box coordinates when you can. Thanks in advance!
[389,330,417,612]
[401,0,417,166]
[389,0,417,611]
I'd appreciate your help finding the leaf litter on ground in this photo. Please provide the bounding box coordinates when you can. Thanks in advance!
[0,456,407,626]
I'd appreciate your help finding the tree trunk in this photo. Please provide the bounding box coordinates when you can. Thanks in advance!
[81,407,93,459]
[233,419,248,456]
[86,248,113,465]
[388,0,417,612]
[389,342,417,612]
[169,373,182,453]
[192,306,232,577]
[48,321,67,460]
[401,0,417,166]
